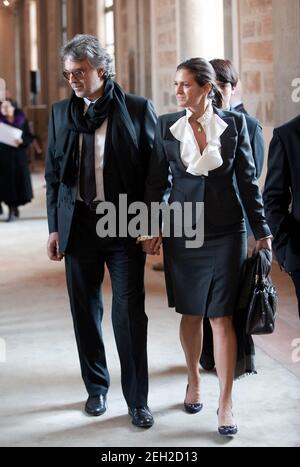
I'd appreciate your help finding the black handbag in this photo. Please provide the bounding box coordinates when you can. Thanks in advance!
[245,249,277,335]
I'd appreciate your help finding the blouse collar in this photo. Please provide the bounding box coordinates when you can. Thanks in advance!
[169,103,228,176]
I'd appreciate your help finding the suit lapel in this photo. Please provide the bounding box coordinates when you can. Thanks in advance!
[213,108,238,153]
[163,111,188,172]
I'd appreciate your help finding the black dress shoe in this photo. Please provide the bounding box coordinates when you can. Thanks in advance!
[85,394,107,416]
[128,406,154,428]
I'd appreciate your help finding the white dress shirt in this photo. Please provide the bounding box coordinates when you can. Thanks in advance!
[169,102,228,176]
[77,97,107,202]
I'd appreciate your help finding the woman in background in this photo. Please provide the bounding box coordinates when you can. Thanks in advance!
[0,99,33,221]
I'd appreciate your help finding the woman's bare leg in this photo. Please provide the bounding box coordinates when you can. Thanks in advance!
[210,316,237,427]
[180,315,203,403]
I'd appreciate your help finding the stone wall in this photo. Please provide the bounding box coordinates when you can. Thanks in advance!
[150,0,178,114]
[272,0,300,126]
[239,0,274,126]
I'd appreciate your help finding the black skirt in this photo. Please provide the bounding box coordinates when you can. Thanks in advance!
[0,143,33,206]
[163,230,247,317]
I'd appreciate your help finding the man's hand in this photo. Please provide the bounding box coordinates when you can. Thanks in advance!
[255,237,272,252]
[47,232,64,261]
[141,237,162,255]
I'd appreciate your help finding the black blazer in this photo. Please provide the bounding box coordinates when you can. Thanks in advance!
[263,115,300,271]
[145,107,270,240]
[230,107,264,178]
[45,93,157,253]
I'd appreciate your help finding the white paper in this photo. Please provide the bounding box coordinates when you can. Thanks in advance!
[0,122,23,148]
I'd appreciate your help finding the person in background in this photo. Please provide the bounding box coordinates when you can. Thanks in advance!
[210,59,264,179]
[263,114,300,319]
[230,79,248,115]
[0,99,33,221]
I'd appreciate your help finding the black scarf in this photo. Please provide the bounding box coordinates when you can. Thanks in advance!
[55,79,139,185]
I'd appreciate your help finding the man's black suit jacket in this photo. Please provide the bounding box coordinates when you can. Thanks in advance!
[263,114,300,271]
[230,106,264,179]
[45,93,157,254]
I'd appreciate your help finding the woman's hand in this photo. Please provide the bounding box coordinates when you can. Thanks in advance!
[255,237,272,252]
[14,138,23,147]
[141,237,162,255]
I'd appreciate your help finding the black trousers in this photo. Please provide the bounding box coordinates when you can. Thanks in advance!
[291,269,300,319]
[65,203,149,408]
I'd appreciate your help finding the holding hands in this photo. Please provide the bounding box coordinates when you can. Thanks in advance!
[140,236,162,255]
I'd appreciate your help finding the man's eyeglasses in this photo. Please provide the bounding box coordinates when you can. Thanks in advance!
[63,69,86,81]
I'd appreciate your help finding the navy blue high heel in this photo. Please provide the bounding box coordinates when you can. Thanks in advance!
[184,385,203,414]
[217,409,238,435]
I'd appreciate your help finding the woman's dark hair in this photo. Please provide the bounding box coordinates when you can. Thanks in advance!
[209,59,239,88]
[177,57,223,108]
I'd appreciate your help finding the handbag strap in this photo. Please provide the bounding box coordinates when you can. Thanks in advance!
[254,249,272,284]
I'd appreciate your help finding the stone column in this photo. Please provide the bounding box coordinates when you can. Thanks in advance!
[114,0,130,90]
[115,0,152,96]
[272,0,300,126]
[178,0,224,61]
[0,6,18,102]
[82,0,98,36]
[136,0,152,98]
[150,0,225,115]
[67,0,84,39]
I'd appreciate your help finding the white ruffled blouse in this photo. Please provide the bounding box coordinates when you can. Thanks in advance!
[169,103,228,176]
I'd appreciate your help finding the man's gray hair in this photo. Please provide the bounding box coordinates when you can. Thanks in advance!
[61,34,114,79]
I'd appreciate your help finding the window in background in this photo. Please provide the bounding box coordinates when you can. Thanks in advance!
[104,0,115,70]
[29,0,38,71]
[61,0,68,46]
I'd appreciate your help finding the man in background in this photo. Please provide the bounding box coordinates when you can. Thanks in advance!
[210,59,264,179]
[264,114,300,318]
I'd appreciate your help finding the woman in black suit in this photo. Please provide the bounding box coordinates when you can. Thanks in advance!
[0,99,33,221]
[142,58,272,435]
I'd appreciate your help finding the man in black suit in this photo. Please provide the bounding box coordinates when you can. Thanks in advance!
[230,79,248,115]
[45,34,157,427]
[210,59,264,179]
[263,115,300,318]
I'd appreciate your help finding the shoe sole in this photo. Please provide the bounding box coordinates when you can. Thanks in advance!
[85,407,107,417]
[131,419,154,428]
